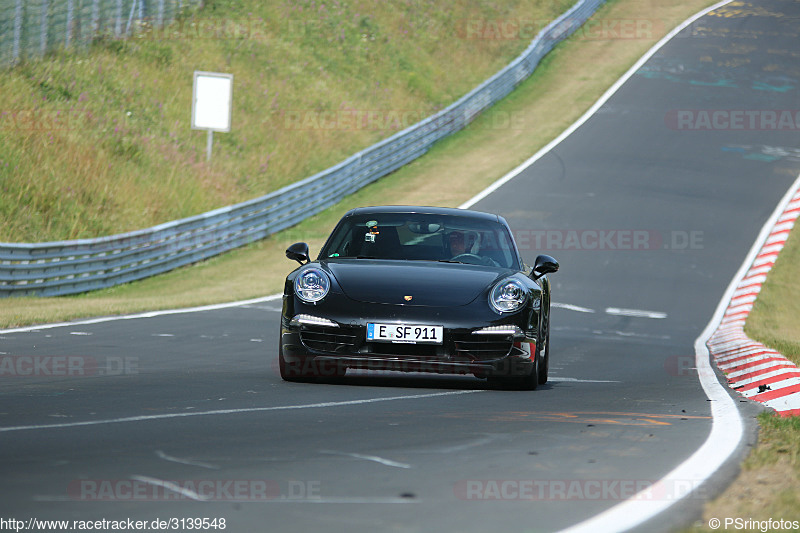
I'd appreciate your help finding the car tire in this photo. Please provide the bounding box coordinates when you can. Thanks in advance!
[279,347,314,382]
[538,321,550,385]
[489,352,539,391]
[518,350,539,391]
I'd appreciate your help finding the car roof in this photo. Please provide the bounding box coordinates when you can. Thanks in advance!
[343,205,503,223]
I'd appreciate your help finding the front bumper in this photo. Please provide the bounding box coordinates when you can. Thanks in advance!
[280,314,537,378]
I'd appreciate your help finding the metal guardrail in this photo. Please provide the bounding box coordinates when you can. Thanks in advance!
[0,0,199,68]
[0,0,606,297]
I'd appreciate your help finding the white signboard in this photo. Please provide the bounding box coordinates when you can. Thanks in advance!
[192,71,233,132]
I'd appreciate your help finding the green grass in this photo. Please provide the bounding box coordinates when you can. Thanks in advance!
[747,413,800,471]
[687,413,800,531]
[746,223,800,367]
[0,0,573,242]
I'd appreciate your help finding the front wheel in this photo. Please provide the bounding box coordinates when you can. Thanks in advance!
[518,350,539,391]
[279,348,313,382]
[538,322,550,385]
[279,349,347,382]
[488,354,539,391]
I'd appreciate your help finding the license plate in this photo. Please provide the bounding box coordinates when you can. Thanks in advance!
[367,323,443,344]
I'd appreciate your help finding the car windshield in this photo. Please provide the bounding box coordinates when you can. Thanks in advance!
[319,212,520,269]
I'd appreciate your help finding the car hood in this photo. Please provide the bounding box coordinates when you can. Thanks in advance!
[322,259,509,306]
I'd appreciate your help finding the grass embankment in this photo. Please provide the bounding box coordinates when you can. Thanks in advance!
[746,227,800,368]
[0,0,573,242]
[690,413,800,531]
[0,0,716,327]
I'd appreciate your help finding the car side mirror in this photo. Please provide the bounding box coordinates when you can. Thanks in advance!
[286,242,310,265]
[531,254,559,280]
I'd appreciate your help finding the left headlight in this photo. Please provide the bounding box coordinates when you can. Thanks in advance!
[489,278,527,314]
[294,267,330,304]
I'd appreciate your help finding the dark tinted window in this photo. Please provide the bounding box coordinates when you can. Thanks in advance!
[320,213,519,269]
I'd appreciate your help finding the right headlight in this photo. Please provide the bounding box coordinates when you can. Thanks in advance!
[294,267,330,304]
[489,278,527,314]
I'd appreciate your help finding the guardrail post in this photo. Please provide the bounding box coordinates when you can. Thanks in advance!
[40,0,48,57]
[115,0,122,36]
[12,0,23,64]
[66,0,73,48]
[91,0,100,41]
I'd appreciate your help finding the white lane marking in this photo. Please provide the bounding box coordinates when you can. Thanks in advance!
[152,334,175,337]
[605,308,667,319]
[155,450,219,470]
[553,303,669,319]
[69,332,92,336]
[320,450,411,469]
[607,330,670,340]
[0,390,482,433]
[130,475,209,502]
[0,294,284,334]
[240,304,283,311]
[552,302,595,313]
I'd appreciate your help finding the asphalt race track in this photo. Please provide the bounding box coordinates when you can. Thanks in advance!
[2,1,800,531]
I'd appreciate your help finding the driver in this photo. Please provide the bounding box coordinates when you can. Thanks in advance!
[448,230,468,257]
[447,230,499,266]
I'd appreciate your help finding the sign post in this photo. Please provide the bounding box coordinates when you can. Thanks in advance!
[191,71,233,162]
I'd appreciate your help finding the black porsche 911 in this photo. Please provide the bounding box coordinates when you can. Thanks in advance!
[279,205,558,389]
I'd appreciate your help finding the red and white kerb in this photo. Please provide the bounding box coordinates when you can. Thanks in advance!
[707,189,800,417]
